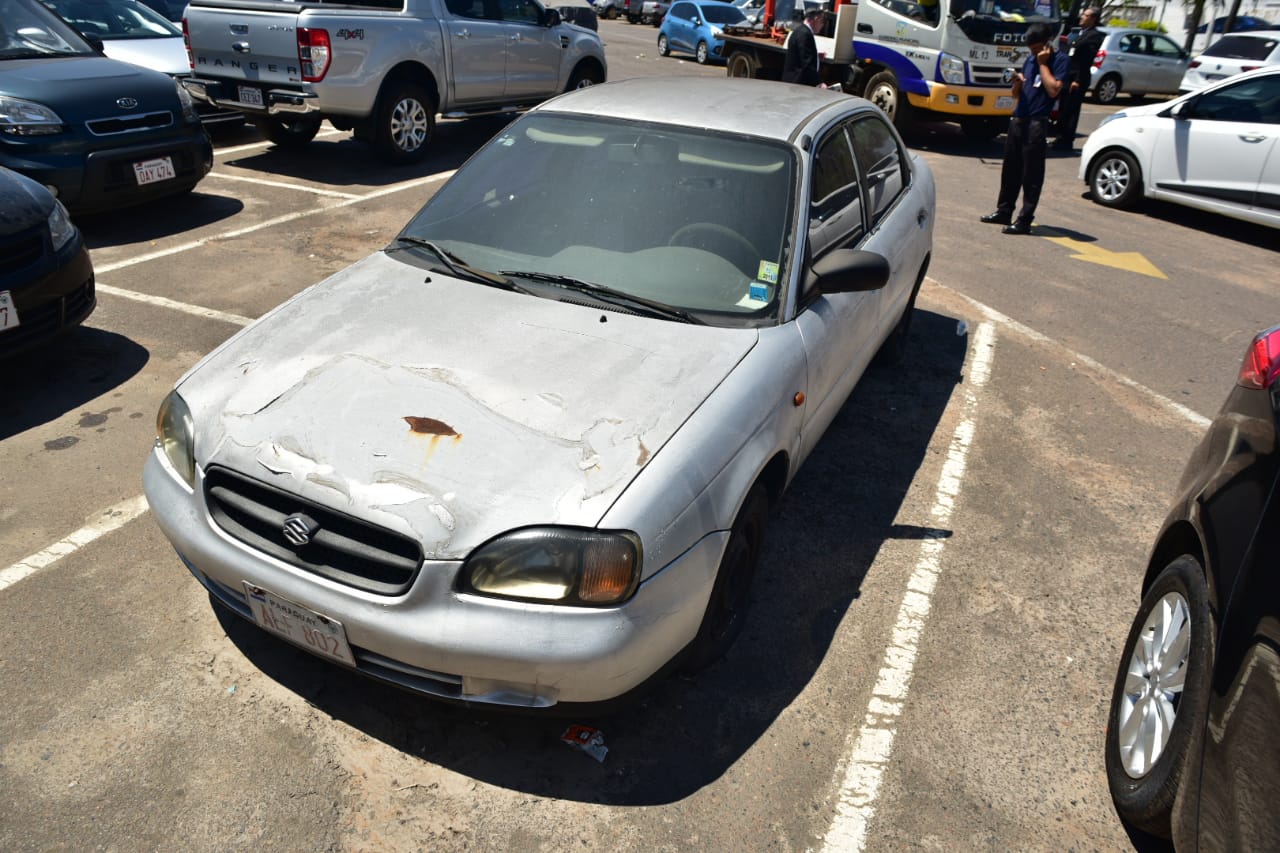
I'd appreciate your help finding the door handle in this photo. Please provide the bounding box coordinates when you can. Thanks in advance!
[509,32,523,41]
[232,41,251,53]
[917,208,928,227]
[1239,134,1267,143]
[457,28,470,38]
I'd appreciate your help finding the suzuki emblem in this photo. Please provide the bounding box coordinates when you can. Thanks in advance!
[282,514,318,547]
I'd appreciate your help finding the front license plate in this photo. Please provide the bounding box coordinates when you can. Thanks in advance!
[133,156,176,186]
[996,95,1014,110]
[238,85,264,107]
[0,291,19,332]
[242,583,356,666]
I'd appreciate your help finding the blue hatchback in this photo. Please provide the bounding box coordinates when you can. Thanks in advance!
[657,0,750,65]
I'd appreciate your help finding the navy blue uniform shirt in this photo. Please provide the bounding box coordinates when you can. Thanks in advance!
[1013,49,1071,118]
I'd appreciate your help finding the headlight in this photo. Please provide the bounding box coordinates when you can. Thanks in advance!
[463,527,641,606]
[1098,111,1128,128]
[939,53,966,85]
[710,27,723,37]
[173,77,199,124]
[0,95,65,136]
[47,200,76,252]
[156,390,196,488]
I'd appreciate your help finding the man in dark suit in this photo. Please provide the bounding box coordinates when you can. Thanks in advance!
[1055,6,1103,149]
[782,9,825,86]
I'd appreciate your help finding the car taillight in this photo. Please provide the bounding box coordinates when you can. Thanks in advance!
[298,28,331,82]
[1242,65,1259,72]
[1238,326,1280,390]
[1189,60,1201,68]
[182,17,193,69]
[1093,49,1106,68]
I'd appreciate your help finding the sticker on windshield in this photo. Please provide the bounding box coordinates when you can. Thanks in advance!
[736,282,772,308]
[757,260,779,284]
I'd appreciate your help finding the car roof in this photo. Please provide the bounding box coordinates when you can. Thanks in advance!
[533,77,867,143]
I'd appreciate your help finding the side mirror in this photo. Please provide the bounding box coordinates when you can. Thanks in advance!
[808,249,891,294]
[543,7,562,26]
[1170,99,1191,119]
[85,34,106,54]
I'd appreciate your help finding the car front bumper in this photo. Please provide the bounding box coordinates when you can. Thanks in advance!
[143,450,726,708]
[0,234,95,359]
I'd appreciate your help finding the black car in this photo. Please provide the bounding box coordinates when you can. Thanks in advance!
[1,0,213,214]
[0,165,94,358]
[1106,325,1280,848]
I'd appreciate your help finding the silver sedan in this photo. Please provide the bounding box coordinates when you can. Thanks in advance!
[144,77,935,709]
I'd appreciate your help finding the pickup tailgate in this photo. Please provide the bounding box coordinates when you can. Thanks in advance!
[185,0,305,89]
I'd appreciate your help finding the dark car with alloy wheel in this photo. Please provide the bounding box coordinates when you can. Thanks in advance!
[0,165,94,358]
[1,0,212,214]
[1106,325,1280,848]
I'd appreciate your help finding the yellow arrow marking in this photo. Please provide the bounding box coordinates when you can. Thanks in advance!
[1040,234,1168,280]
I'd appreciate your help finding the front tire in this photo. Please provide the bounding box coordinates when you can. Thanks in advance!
[695,40,709,65]
[657,32,670,56]
[1105,555,1213,838]
[252,115,322,150]
[682,486,769,673]
[566,63,604,91]
[865,70,912,132]
[1089,149,1143,209]
[1094,73,1121,104]
[371,81,435,165]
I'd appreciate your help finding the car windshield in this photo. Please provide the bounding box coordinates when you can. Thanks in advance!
[40,0,182,39]
[701,4,748,24]
[397,113,797,327]
[950,0,1057,22]
[1201,34,1279,60]
[0,0,96,57]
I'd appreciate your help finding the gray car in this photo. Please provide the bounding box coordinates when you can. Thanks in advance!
[1088,28,1190,104]
[144,77,935,710]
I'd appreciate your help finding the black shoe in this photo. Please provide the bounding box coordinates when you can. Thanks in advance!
[1002,221,1032,235]
[980,212,1012,225]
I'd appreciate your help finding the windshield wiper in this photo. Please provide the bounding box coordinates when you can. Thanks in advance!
[500,270,705,325]
[390,237,529,293]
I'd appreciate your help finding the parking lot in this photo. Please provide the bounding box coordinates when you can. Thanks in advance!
[4,20,1280,851]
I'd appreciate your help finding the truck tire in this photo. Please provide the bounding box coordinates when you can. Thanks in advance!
[864,70,913,132]
[726,50,757,78]
[372,81,435,165]
[252,116,322,150]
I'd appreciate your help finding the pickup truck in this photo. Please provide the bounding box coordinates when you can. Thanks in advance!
[181,0,608,163]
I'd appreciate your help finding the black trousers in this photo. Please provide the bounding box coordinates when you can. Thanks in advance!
[1057,83,1085,142]
[995,116,1049,225]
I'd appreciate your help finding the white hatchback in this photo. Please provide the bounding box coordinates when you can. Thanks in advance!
[1080,66,1280,229]
[1180,30,1280,91]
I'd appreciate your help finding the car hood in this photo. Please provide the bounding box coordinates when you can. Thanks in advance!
[101,37,188,76]
[0,56,180,115]
[181,251,758,560]
[0,168,53,235]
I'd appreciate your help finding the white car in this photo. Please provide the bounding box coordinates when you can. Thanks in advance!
[1180,29,1280,91]
[1080,66,1280,229]
[144,77,935,710]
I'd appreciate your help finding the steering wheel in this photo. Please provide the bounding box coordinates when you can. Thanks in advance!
[667,222,759,275]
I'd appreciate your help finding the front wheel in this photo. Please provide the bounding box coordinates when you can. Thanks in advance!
[864,70,912,131]
[682,486,769,673]
[1105,555,1213,838]
[1088,149,1143,209]
[371,81,435,165]
[252,115,322,150]
[566,63,603,91]
[657,32,670,56]
[695,40,709,65]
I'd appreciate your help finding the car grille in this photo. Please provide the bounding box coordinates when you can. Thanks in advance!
[193,567,464,699]
[0,276,95,356]
[970,64,1013,87]
[0,230,43,275]
[85,111,174,136]
[204,466,424,596]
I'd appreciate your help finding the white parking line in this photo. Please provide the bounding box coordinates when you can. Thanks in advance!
[821,321,997,853]
[212,127,347,158]
[0,495,151,592]
[96,283,253,326]
[204,171,364,199]
[94,170,455,275]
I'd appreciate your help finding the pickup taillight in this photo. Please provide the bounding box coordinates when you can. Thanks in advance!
[182,17,193,70]
[298,28,332,82]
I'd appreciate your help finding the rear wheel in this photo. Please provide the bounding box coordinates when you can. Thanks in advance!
[695,40,709,64]
[371,80,435,165]
[1105,555,1213,838]
[683,486,769,672]
[1094,73,1121,104]
[604,6,618,18]
[657,32,670,56]
[726,50,757,78]
[252,115,322,150]
[1089,149,1143,209]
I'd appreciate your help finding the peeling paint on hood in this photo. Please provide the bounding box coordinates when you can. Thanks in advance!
[181,252,758,559]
